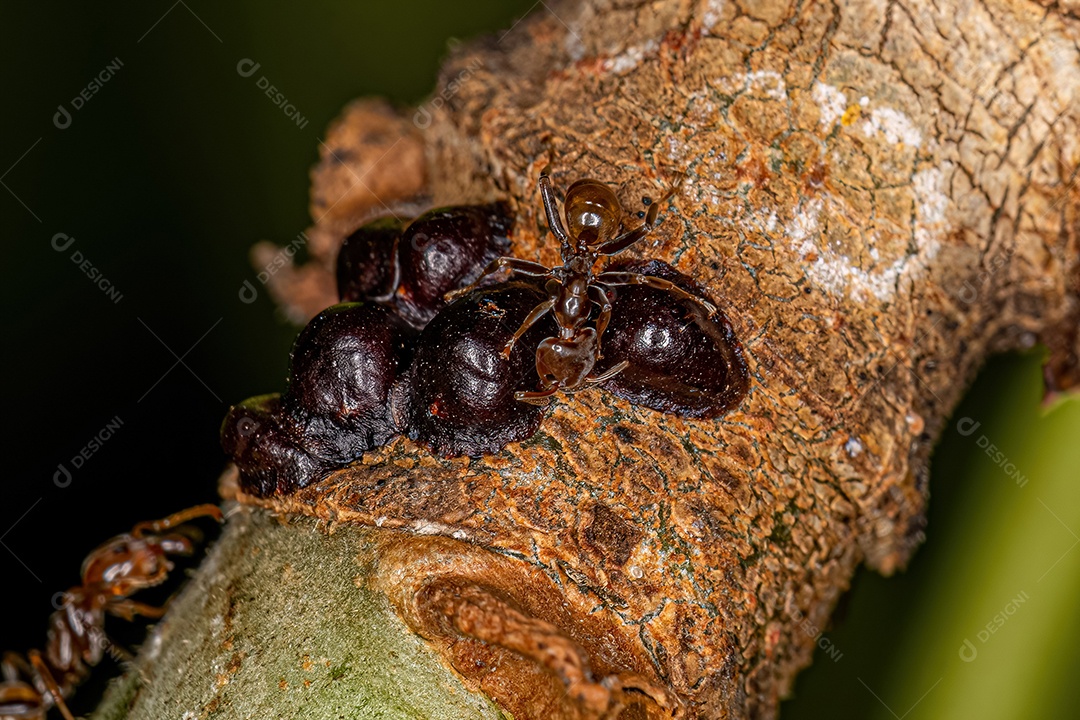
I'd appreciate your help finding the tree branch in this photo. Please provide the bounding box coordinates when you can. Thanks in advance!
[96,0,1080,718]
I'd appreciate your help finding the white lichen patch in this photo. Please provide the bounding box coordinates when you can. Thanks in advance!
[783,164,951,303]
[763,210,778,233]
[1039,37,1080,106]
[564,31,586,62]
[411,519,466,537]
[665,134,686,163]
[790,197,902,301]
[699,0,726,35]
[813,82,847,127]
[603,38,659,74]
[747,70,787,100]
[788,198,823,244]
[913,166,948,245]
[844,437,864,457]
[860,107,923,148]
[716,70,788,100]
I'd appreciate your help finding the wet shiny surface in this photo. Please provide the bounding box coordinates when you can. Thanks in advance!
[220,394,332,497]
[397,281,556,457]
[283,302,414,460]
[596,260,749,418]
[225,206,748,485]
[336,216,408,302]
[394,202,513,327]
[563,179,620,243]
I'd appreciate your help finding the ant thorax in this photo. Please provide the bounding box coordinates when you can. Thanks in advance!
[562,254,595,274]
[555,284,591,337]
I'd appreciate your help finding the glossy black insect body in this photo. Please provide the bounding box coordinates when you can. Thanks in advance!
[594,260,749,417]
[336,216,408,303]
[220,394,333,497]
[222,302,415,495]
[394,202,513,327]
[394,281,556,457]
[283,302,415,461]
[225,173,748,474]
[450,172,718,405]
[335,203,513,328]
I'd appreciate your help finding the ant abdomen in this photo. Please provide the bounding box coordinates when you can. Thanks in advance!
[563,179,621,244]
[594,260,749,418]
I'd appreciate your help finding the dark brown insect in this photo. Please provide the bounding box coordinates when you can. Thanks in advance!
[225,204,516,488]
[336,203,513,328]
[221,394,334,497]
[225,171,747,471]
[594,259,749,418]
[283,302,415,461]
[336,216,407,303]
[222,301,417,496]
[394,281,556,457]
[450,171,717,405]
[0,505,222,720]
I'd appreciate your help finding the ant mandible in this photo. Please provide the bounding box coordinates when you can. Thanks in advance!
[450,170,715,404]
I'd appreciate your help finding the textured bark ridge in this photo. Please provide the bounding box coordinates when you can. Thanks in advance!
[236,0,1080,717]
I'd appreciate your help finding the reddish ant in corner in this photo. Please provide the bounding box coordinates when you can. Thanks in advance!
[0,504,222,720]
[450,170,715,404]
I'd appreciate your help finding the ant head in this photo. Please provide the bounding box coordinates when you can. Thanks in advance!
[80,535,139,585]
[564,179,621,247]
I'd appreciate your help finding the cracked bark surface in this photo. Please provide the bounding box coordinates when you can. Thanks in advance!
[99,1,1079,718]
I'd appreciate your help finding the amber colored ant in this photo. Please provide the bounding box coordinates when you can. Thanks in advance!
[450,171,715,404]
[0,504,222,720]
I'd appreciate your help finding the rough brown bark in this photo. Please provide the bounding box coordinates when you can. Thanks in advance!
[146,1,1080,718]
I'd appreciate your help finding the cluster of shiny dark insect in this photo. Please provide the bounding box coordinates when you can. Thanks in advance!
[222,171,749,497]
[0,505,221,720]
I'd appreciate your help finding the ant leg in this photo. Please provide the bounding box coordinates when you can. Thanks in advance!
[28,651,75,720]
[593,272,717,314]
[595,173,685,256]
[588,284,614,352]
[2,651,31,682]
[539,172,571,253]
[131,503,222,539]
[594,225,650,257]
[107,599,169,621]
[587,360,629,384]
[443,257,552,302]
[514,382,561,405]
[502,300,554,358]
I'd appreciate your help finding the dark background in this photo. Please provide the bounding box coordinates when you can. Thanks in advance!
[3,2,1078,718]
